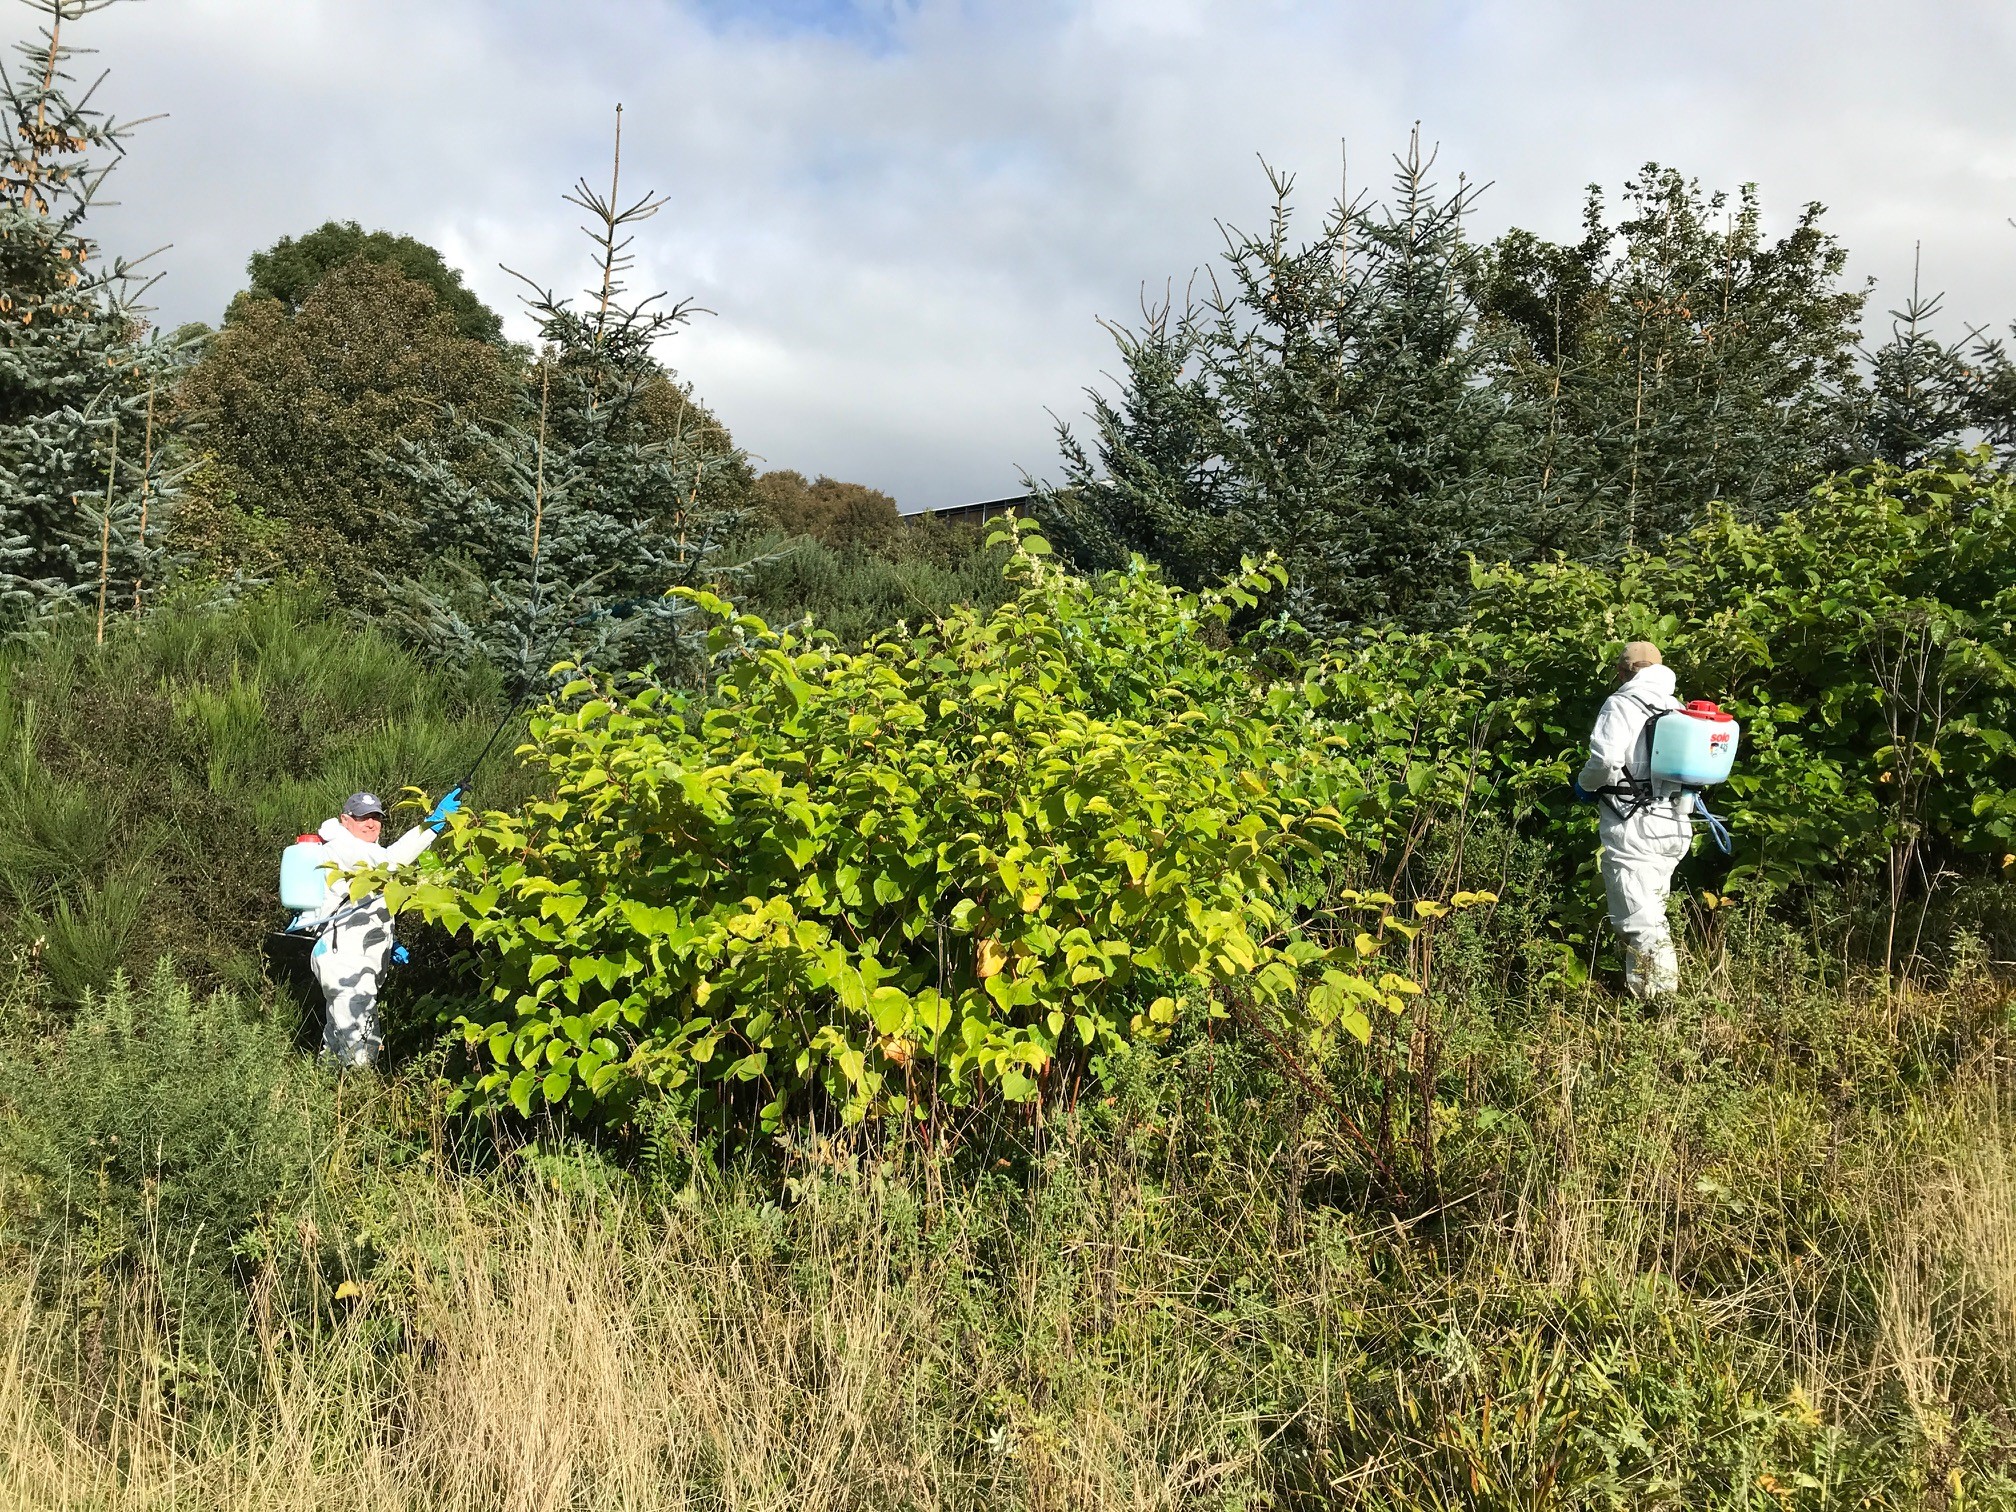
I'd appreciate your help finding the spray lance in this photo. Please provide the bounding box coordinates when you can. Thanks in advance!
[378,685,535,969]
[452,698,525,801]
[276,691,519,914]
[440,678,539,818]
[271,683,543,988]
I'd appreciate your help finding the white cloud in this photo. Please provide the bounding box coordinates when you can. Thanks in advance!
[12,0,2014,507]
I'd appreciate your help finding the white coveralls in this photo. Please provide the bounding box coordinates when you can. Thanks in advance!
[295,817,437,1066]
[1576,665,1694,999]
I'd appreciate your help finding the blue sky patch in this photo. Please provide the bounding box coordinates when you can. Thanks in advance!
[691,0,912,51]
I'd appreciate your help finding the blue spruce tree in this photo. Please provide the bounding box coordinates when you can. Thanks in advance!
[0,0,184,634]
[381,107,751,689]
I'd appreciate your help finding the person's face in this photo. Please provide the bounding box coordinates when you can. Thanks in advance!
[340,812,384,842]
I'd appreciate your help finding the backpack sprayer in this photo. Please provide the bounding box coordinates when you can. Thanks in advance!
[1593,698,1741,854]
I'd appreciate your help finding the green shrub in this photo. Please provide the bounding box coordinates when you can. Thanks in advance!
[0,966,332,1327]
[1301,453,2016,961]
[392,530,1485,1132]
[36,870,154,1005]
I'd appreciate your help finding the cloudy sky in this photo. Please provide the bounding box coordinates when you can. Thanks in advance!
[14,0,2015,508]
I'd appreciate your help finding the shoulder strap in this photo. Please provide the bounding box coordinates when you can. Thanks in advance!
[1634,706,1671,783]
[1597,693,1676,818]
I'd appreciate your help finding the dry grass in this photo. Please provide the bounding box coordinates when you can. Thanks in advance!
[1870,1091,2016,1436]
[4,953,2015,1509]
[0,1166,1270,1512]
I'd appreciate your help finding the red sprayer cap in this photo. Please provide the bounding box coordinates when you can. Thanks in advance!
[296,834,322,844]
[1682,700,1734,722]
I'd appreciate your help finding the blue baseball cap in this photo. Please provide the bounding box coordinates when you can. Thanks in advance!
[341,791,386,819]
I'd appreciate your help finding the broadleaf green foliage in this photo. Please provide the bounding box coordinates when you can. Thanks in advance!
[1320,453,2016,924]
[391,457,2016,1130]
[239,219,505,343]
[392,526,1462,1129]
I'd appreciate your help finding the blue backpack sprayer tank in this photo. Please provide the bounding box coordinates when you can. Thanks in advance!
[1651,701,1740,786]
[1643,700,1740,852]
[1577,697,1741,853]
[279,834,330,913]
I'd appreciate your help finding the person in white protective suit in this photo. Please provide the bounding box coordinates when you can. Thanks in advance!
[1575,642,1694,999]
[294,788,461,1066]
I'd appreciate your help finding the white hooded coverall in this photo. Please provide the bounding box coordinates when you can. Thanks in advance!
[295,817,437,1066]
[1576,665,1693,998]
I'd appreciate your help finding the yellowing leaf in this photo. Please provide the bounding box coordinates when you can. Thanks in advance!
[975,938,1008,979]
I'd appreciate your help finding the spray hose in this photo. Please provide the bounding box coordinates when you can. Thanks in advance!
[1691,791,1734,856]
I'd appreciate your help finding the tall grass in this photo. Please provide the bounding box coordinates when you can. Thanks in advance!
[2,941,2011,1509]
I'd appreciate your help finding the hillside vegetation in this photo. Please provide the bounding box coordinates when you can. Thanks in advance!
[3,475,2015,1506]
[4,2,2016,1505]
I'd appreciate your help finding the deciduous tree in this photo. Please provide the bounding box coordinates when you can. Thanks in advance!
[749,469,899,548]
[238,219,504,343]
[174,257,516,591]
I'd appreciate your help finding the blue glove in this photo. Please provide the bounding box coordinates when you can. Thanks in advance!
[424,786,464,832]
[390,943,410,967]
[1569,776,1596,805]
